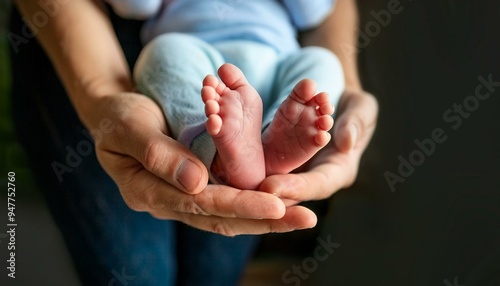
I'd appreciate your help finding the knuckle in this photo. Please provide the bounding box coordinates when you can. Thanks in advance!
[112,118,128,138]
[120,182,157,213]
[142,183,175,211]
[182,199,208,215]
[94,122,124,151]
[144,185,205,215]
[211,221,236,237]
[143,139,168,174]
[123,195,146,212]
[265,223,278,234]
[118,185,145,212]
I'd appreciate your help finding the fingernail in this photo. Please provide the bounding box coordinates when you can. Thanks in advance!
[177,159,202,192]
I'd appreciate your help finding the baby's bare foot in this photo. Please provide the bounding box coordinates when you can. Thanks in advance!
[202,63,265,189]
[263,79,334,175]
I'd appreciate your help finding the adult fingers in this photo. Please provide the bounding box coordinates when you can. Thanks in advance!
[333,89,378,152]
[259,89,378,202]
[98,147,287,220]
[125,131,209,195]
[157,205,317,237]
[100,94,210,195]
[259,161,354,202]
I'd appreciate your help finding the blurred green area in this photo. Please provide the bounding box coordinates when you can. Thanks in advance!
[1,1,38,198]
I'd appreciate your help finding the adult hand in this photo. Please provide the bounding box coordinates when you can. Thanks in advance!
[92,93,316,236]
[259,88,378,206]
[15,0,316,237]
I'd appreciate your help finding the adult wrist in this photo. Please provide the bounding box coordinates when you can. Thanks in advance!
[69,76,134,130]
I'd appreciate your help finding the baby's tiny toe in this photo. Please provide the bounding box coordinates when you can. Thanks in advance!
[316,115,334,131]
[291,79,316,103]
[314,131,331,147]
[203,75,219,89]
[206,114,222,136]
[217,63,249,91]
[205,99,220,116]
[314,92,330,105]
[318,102,334,116]
[202,86,219,103]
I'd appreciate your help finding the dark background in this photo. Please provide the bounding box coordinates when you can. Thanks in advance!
[311,0,500,285]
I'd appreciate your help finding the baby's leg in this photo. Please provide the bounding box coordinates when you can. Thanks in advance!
[134,33,224,175]
[202,64,265,190]
[263,47,345,175]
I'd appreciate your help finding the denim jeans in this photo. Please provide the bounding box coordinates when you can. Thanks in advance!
[8,6,258,286]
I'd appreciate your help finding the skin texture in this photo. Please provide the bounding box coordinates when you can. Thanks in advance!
[203,63,334,189]
[202,63,266,190]
[262,77,334,176]
[15,0,378,236]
